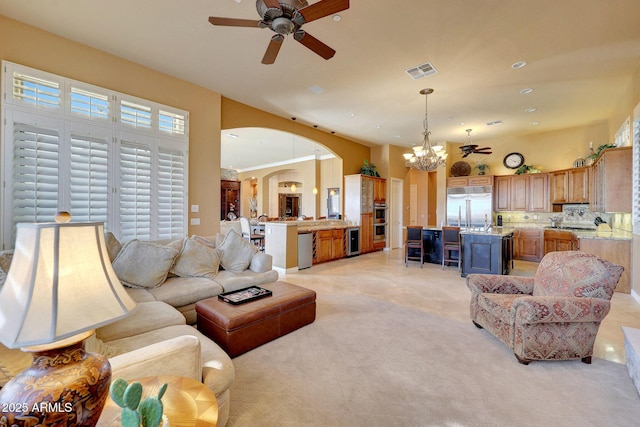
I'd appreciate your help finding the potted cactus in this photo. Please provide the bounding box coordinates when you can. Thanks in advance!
[110,378,168,427]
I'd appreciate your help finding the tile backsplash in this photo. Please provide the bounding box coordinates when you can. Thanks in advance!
[496,205,631,231]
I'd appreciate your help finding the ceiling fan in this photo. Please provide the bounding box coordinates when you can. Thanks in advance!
[209,0,349,64]
[460,129,492,158]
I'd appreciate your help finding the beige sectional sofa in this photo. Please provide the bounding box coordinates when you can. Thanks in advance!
[0,229,280,426]
[108,229,279,324]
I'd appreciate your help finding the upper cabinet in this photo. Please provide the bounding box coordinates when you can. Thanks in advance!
[447,176,493,188]
[590,147,632,213]
[550,167,589,204]
[494,174,548,212]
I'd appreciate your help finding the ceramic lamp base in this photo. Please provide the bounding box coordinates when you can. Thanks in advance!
[0,338,111,425]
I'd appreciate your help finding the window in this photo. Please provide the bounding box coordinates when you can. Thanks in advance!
[1,61,189,249]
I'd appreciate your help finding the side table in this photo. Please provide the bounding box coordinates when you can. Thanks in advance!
[97,375,218,427]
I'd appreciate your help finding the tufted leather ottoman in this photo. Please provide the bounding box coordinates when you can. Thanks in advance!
[196,281,316,357]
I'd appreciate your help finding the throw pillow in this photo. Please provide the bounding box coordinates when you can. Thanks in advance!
[171,237,222,279]
[218,230,258,273]
[104,232,122,262]
[191,235,217,249]
[112,240,179,288]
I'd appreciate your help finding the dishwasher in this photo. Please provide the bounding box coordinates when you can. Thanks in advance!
[297,232,313,269]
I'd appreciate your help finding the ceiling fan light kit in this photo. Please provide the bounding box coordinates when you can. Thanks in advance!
[209,0,350,64]
[403,88,448,172]
[459,129,492,158]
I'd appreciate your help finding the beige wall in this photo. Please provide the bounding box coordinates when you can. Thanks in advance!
[221,98,370,176]
[0,16,222,236]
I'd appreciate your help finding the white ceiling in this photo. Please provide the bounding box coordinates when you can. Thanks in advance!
[2,0,640,170]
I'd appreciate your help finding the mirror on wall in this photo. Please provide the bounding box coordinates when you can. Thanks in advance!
[327,188,340,219]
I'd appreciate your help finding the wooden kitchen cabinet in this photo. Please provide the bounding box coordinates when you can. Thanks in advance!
[221,179,241,220]
[514,229,543,261]
[447,175,493,188]
[313,229,345,264]
[493,174,548,212]
[543,229,578,254]
[345,174,386,254]
[550,167,589,204]
[590,147,632,213]
[578,237,631,293]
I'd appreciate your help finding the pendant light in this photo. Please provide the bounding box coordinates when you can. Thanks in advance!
[403,88,447,171]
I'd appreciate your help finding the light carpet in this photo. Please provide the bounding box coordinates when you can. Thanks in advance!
[228,292,640,426]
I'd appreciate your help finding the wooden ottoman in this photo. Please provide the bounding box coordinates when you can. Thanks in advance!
[196,281,316,357]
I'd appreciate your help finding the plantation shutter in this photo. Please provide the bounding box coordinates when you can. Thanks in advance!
[119,142,152,241]
[11,123,60,232]
[157,147,186,239]
[69,133,110,224]
[633,113,640,233]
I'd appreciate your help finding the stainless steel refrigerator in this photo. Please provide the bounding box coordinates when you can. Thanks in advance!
[446,186,493,227]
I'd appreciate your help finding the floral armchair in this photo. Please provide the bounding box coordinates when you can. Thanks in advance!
[467,251,623,364]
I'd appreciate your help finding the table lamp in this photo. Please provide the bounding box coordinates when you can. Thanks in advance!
[0,214,136,425]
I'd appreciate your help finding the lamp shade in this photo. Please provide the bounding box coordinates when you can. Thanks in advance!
[0,221,136,349]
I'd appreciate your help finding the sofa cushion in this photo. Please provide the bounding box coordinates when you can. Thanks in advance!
[112,240,179,288]
[215,269,279,293]
[171,237,222,280]
[147,276,224,308]
[218,230,258,273]
[104,232,122,262]
[97,301,186,342]
[533,251,623,299]
[106,324,235,398]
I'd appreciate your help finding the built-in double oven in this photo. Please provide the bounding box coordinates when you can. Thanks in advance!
[373,203,387,243]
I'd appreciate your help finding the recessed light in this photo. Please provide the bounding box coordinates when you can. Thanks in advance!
[375,125,382,129]
[346,112,355,117]
[333,14,341,22]
[530,121,540,126]
[458,122,465,126]
[511,61,527,69]
[525,107,537,113]
[520,88,534,94]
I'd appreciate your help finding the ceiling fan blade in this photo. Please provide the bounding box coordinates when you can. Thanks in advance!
[476,151,492,155]
[294,30,335,60]
[462,152,471,158]
[263,0,283,10]
[262,34,284,64]
[294,0,349,25]
[475,147,492,151]
[209,17,263,27]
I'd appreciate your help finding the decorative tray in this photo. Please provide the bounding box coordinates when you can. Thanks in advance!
[218,286,272,305]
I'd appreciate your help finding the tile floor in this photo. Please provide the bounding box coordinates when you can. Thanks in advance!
[284,248,640,365]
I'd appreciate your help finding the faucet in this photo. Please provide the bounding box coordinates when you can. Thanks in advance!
[484,223,492,233]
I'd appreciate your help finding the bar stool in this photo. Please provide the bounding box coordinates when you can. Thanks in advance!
[405,226,424,267]
[442,226,461,270]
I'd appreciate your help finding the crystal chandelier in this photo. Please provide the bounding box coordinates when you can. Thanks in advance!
[403,88,447,171]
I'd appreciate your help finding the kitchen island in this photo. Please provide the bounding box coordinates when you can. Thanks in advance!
[460,227,515,277]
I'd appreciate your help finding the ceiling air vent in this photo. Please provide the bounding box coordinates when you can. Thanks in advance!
[406,62,437,80]
[486,120,503,126]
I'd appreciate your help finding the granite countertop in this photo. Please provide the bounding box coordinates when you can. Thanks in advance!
[503,222,631,241]
[460,226,515,237]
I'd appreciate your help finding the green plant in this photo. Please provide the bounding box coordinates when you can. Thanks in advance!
[110,378,167,427]
[588,143,616,161]
[359,160,380,177]
[514,164,541,175]
[474,160,490,175]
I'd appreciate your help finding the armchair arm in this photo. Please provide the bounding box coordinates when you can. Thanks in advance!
[109,335,202,382]
[467,274,534,296]
[513,296,611,324]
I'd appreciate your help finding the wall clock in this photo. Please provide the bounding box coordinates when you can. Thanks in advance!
[503,152,525,169]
